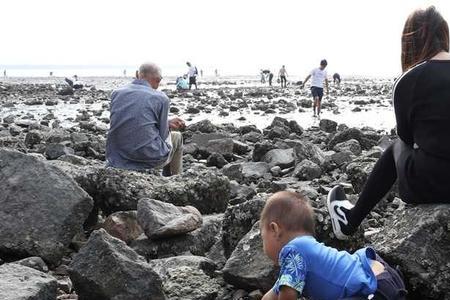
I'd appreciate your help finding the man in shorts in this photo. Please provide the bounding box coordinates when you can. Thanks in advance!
[302,59,329,117]
[186,61,198,90]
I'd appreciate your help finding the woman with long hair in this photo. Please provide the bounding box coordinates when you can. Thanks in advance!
[327,6,450,240]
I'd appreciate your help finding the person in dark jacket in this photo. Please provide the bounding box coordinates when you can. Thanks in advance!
[327,6,450,239]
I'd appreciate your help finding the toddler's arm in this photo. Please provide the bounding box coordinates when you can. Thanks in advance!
[262,290,277,300]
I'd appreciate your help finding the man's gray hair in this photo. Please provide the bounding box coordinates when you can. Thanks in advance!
[138,62,161,78]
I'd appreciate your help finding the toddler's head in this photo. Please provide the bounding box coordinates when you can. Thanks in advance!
[260,191,315,263]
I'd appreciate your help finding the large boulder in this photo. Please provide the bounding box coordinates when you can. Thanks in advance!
[369,204,450,300]
[137,198,202,239]
[69,229,165,300]
[0,263,57,300]
[263,148,295,169]
[222,198,266,257]
[93,167,230,215]
[149,256,222,300]
[0,148,93,265]
[223,222,278,292]
[131,214,223,260]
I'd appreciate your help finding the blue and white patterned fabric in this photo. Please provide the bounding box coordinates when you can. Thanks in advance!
[273,247,306,297]
[272,235,377,300]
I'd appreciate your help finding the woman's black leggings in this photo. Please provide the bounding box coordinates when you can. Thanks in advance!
[347,139,414,228]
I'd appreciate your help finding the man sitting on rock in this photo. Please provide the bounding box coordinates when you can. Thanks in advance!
[106,62,185,176]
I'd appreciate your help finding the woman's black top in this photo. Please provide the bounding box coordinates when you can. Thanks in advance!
[393,60,450,202]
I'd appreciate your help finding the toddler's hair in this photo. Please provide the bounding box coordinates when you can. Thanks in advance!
[260,191,315,235]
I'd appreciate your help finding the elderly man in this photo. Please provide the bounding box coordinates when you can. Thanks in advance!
[106,63,185,175]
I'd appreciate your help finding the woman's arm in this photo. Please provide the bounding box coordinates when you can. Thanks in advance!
[394,75,415,146]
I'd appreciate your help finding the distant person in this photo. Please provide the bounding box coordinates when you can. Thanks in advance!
[72,75,83,89]
[64,77,74,87]
[49,71,53,77]
[268,72,274,86]
[106,62,185,176]
[3,70,6,78]
[200,69,203,77]
[302,59,329,117]
[176,75,189,91]
[327,6,450,241]
[123,69,127,77]
[135,70,139,79]
[260,70,266,83]
[215,69,219,77]
[260,191,406,300]
[186,62,198,90]
[333,73,341,84]
[279,65,288,88]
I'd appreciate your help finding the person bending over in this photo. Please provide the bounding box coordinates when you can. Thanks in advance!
[106,62,185,176]
[327,6,450,240]
[261,191,406,300]
[302,59,329,118]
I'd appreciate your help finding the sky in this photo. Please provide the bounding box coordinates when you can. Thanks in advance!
[1,0,449,77]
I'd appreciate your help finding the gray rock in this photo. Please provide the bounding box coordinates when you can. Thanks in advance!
[44,143,75,159]
[222,163,244,182]
[252,141,276,162]
[207,153,228,168]
[319,118,338,133]
[330,151,353,166]
[328,127,377,150]
[222,198,266,257]
[346,157,377,193]
[369,204,450,300]
[263,148,295,169]
[25,130,43,147]
[293,141,325,165]
[187,119,218,133]
[241,162,270,180]
[15,257,48,273]
[131,214,223,260]
[333,139,362,156]
[206,138,234,157]
[149,256,221,300]
[101,211,143,244]
[0,263,57,300]
[57,86,74,96]
[233,140,250,155]
[0,149,93,265]
[293,159,322,180]
[137,198,202,239]
[223,222,278,292]
[69,229,165,300]
[94,167,230,215]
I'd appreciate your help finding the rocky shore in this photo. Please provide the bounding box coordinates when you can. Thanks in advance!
[0,80,448,300]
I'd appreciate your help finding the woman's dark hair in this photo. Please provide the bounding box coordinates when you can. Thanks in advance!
[402,6,449,71]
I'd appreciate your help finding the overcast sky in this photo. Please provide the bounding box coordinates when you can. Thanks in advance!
[1,0,449,77]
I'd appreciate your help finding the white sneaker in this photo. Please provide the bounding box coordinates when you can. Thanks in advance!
[327,185,355,240]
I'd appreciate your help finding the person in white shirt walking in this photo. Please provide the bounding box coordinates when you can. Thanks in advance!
[279,65,288,88]
[186,62,198,90]
[302,59,329,117]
